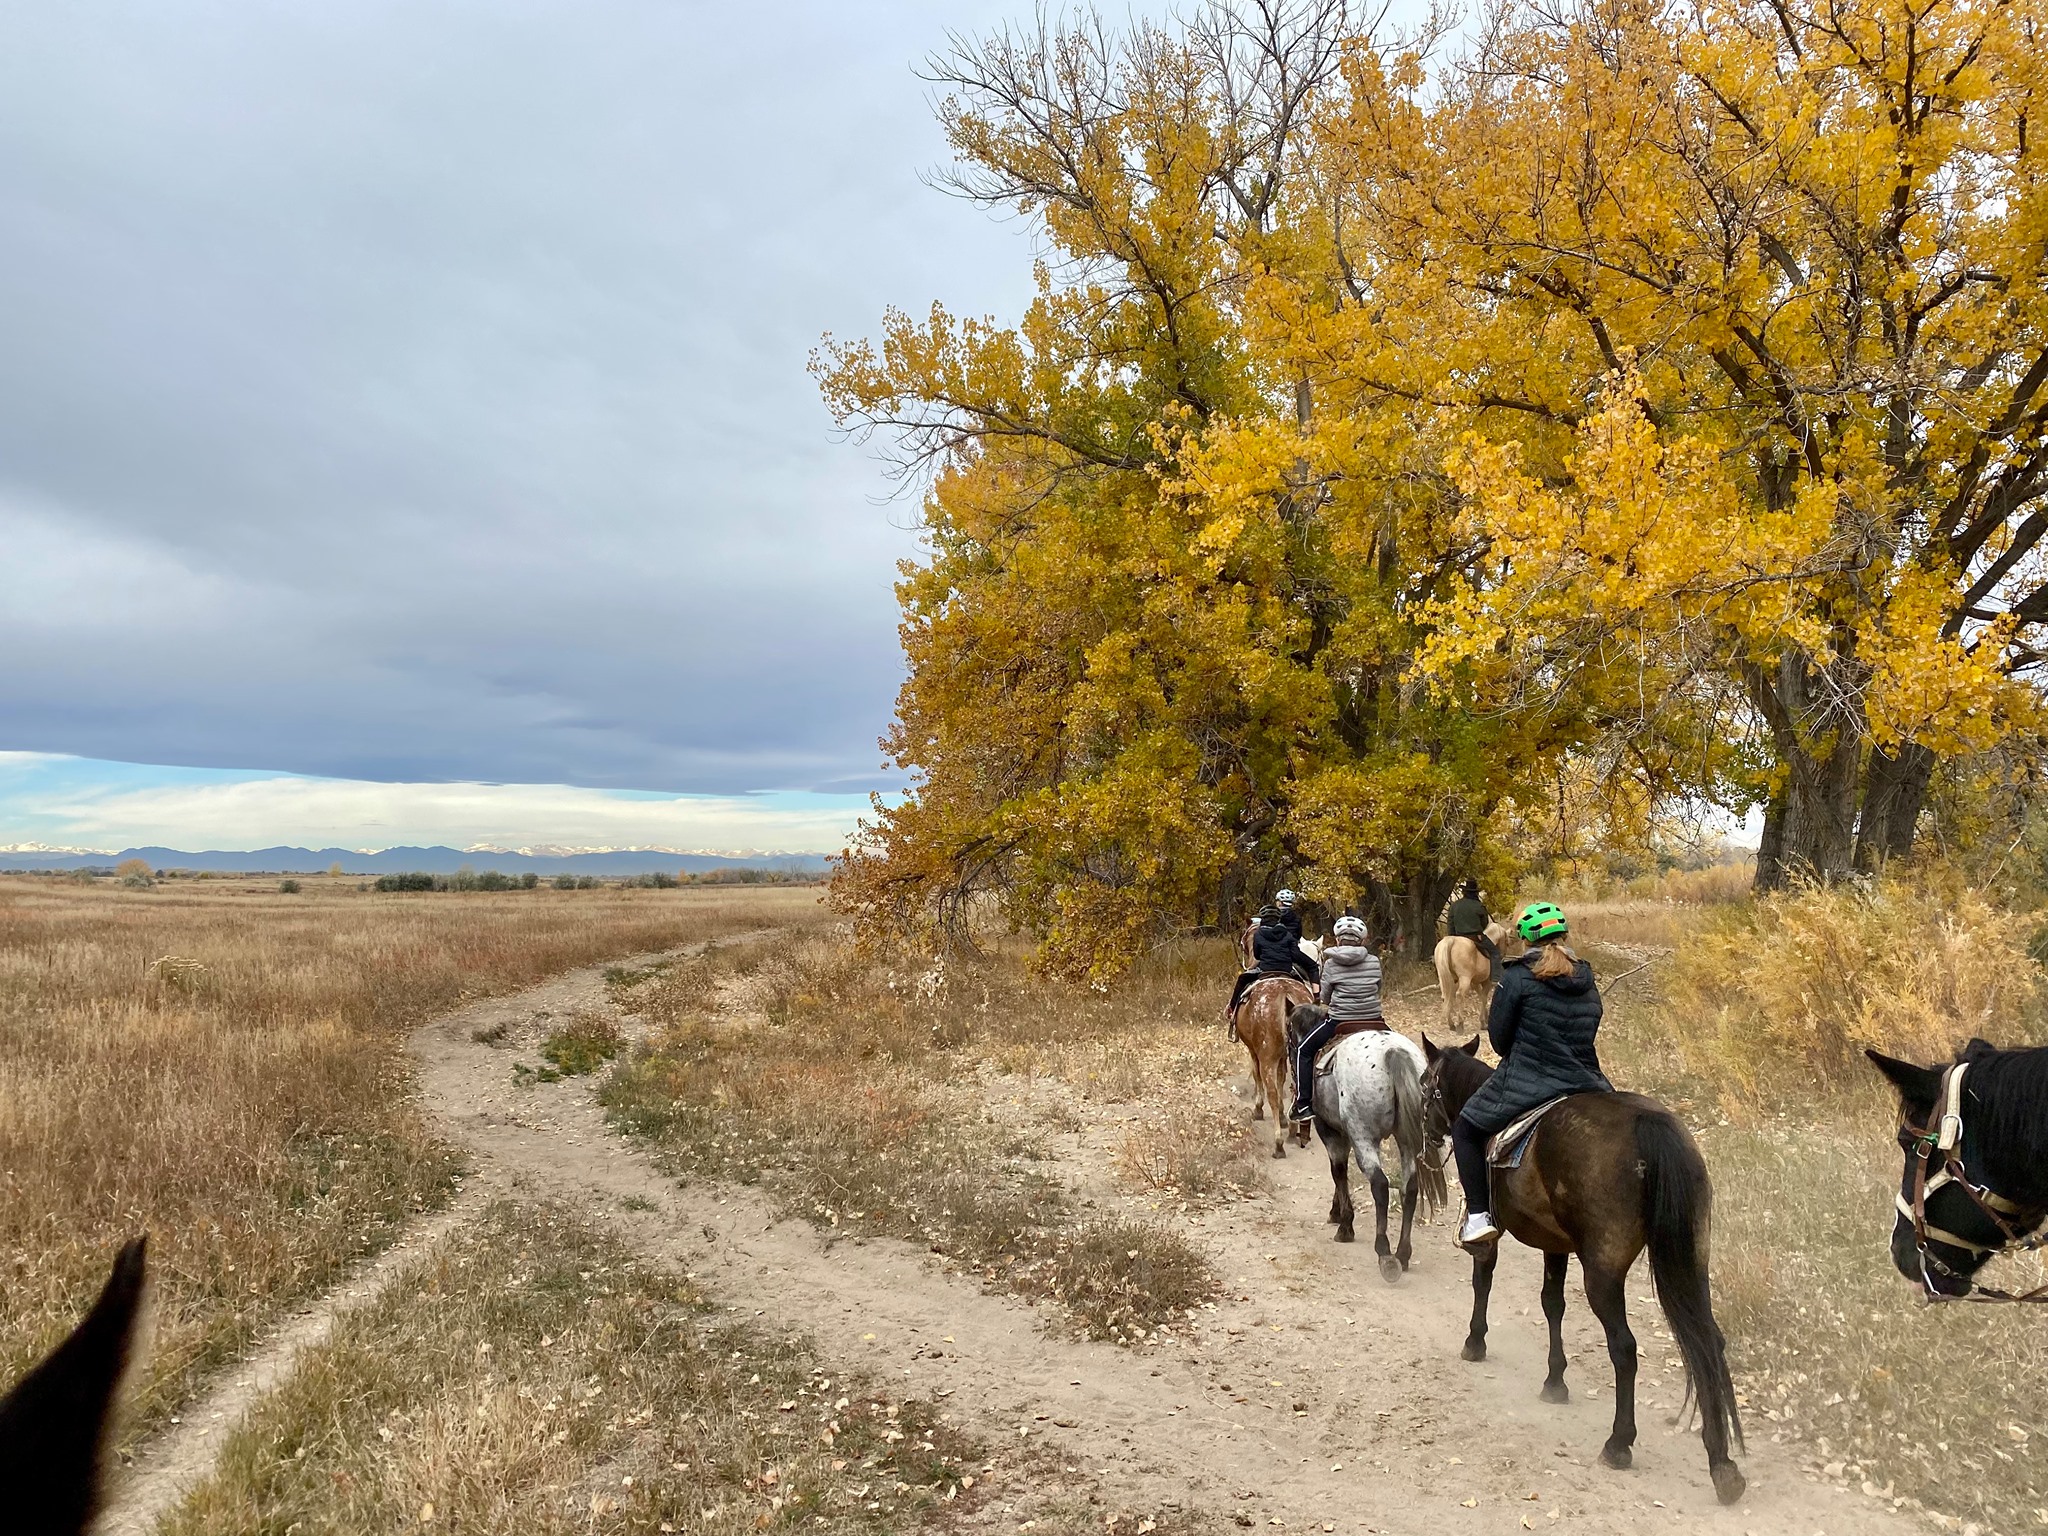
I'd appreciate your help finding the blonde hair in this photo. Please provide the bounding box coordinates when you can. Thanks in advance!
[1528,938,1580,981]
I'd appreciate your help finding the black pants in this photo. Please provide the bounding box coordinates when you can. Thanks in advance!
[1290,1015,1381,1116]
[1452,1111,1494,1215]
[1454,931,1502,986]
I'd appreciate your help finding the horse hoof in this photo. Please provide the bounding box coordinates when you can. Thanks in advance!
[1539,1381,1569,1404]
[1600,1444,1632,1471]
[1711,1463,1746,1505]
[1252,1104,1265,1121]
[1377,1254,1402,1283]
[1335,1226,1355,1243]
[1460,1339,1486,1363]
[1397,1253,1411,1271]
[1271,1143,1286,1159]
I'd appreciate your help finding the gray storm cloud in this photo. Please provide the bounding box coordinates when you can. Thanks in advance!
[0,0,1033,793]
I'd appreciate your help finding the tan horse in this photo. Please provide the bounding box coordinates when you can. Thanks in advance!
[1235,975,1315,1156]
[1433,921,1510,1033]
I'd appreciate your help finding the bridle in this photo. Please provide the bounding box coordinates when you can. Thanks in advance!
[1898,1061,2048,1304]
[1419,1060,1451,1190]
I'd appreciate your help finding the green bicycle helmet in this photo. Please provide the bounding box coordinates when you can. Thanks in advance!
[1517,901,1570,942]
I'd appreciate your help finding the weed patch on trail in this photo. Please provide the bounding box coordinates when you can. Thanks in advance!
[161,1201,1009,1536]
[602,934,1221,1341]
[0,879,822,1440]
[538,1011,622,1076]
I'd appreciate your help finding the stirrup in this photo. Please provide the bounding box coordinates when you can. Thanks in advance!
[1456,1212,1500,1249]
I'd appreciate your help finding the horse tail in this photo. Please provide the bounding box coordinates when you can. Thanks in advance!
[1388,1045,1440,1214]
[1636,1112,1743,1456]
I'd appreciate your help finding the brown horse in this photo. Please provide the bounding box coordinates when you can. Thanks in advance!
[1235,975,1314,1156]
[0,1236,150,1536]
[1432,921,1510,1033]
[1422,1035,1745,1504]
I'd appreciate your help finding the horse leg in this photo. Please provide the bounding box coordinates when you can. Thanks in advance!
[1263,1045,1288,1158]
[1367,1157,1400,1283]
[1539,1252,1570,1402]
[1461,1240,1498,1361]
[1583,1262,1639,1469]
[1394,1153,1418,1273]
[1321,1125,1355,1241]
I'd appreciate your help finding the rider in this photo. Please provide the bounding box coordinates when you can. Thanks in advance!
[1288,913,1382,1122]
[1226,895,1319,1017]
[1445,878,1501,985]
[1450,901,1611,1247]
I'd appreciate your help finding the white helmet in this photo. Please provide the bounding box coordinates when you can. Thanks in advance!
[1333,915,1367,943]
[1275,888,1298,908]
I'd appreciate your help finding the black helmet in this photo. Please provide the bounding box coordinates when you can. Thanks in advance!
[1257,904,1281,923]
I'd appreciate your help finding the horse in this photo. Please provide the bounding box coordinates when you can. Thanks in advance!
[1432,921,1510,1033]
[1287,1002,1441,1278]
[1867,1039,2048,1300]
[1235,975,1315,1156]
[1421,1035,1745,1504]
[0,1236,150,1536]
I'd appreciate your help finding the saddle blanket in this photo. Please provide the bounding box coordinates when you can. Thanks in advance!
[1486,1095,1570,1169]
[1313,1018,1390,1076]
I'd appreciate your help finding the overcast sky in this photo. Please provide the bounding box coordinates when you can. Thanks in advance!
[0,1,1062,849]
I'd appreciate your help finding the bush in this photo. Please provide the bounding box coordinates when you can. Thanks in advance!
[278,879,301,894]
[552,874,578,890]
[374,873,436,893]
[520,872,539,889]
[1656,868,2045,1098]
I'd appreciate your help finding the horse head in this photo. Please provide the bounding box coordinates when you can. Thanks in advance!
[1285,1000,1326,1055]
[0,1236,150,1536]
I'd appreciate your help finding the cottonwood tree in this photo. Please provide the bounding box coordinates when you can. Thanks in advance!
[1315,0,2048,887]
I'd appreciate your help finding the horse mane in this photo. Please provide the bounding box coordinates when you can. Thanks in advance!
[1955,1038,2048,1200]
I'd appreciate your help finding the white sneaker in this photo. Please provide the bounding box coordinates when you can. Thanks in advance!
[1458,1212,1500,1246]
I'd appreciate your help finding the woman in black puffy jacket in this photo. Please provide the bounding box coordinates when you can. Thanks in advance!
[1450,901,1610,1246]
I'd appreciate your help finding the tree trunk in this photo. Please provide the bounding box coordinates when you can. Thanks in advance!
[1854,742,1935,872]
[1754,731,1862,890]
[1397,867,1457,962]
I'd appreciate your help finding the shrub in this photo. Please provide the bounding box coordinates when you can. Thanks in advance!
[278,879,301,894]
[552,874,578,890]
[373,873,436,893]
[1656,867,2045,1098]
[520,872,539,889]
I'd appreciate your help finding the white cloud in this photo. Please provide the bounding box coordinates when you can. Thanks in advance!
[0,754,866,853]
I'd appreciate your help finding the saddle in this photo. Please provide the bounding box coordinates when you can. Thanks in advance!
[1486,1095,1570,1170]
[1312,1018,1390,1076]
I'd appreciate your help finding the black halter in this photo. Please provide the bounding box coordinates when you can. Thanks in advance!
[1899,1062,2048,1303]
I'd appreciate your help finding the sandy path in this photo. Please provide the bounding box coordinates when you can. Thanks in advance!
[102,935,1922,1535]
[412,958,1921,1536]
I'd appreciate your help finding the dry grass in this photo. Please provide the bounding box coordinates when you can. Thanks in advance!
[1589,875,2048,1535]
[160,1200,999,1535]
[1655,868,2045,1097]
[602,930,1223,1341]
[0,877,820,1436]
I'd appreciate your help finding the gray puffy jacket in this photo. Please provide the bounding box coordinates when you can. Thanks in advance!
[1318,944,1383,1020]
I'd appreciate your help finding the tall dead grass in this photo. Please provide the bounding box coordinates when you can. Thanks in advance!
[0,878,818,1433]
[1654,870,2043,1097]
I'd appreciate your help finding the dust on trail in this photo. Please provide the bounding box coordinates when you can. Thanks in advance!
[104,933,1920,1535]
[414,953,1921,1536]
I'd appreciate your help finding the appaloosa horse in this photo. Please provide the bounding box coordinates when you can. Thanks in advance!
[1433,922,1510,1034]
[1868,1039,2048,1300]
[1,1236,150,1536]
[1288,1003,1441,1278]
[1235,975,1314,1156]
[1423,1035,1745,1504]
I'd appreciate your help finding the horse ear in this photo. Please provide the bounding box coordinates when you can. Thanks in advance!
[1460,1034,1483,1056]
[0,1235,149,1536]
[1421,1032,1440,1062]
[1864,1049,1941,1108]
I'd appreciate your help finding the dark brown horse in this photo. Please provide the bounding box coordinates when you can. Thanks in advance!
[0,1236,150,1535]
[1422,1035,1745,1504]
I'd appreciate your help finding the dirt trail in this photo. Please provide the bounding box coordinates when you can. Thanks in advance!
[103,936,1924,1535]
[413,952,1922,1536]
[100,1189,489,1536]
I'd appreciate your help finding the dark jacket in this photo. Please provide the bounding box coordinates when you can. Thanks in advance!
[1446,895,1490,937]
[1461,947,1610,1131]
[1251,920,1310,976]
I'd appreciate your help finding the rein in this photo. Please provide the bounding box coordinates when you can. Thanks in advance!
[1901,1061,2048,1304]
